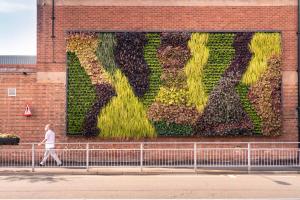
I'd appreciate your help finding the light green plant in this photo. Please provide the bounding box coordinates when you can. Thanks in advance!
[142,33,162,107]
[97,33,118,74]
[203,33,235,94]
[184,33,209,112]
[67,52,97,134]
[153,121,193,136]
[97,69,156,139]
[236,83,262,134]
[241,33,281,85]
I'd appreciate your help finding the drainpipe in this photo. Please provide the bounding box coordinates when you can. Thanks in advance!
[298,0,300,148]
[51,0,55,62]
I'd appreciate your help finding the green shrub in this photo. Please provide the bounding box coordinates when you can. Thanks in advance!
[153,121,193,136]
[142,33,163,107]
[67,52,97,134]
[203,33,235,94]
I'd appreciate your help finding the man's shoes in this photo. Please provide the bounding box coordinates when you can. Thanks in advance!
[57,163,62,166]
[39,163,44,166]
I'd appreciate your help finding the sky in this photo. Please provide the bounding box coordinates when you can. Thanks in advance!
[0,0,36,55]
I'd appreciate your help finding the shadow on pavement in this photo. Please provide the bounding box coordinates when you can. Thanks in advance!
[0,174,69,183]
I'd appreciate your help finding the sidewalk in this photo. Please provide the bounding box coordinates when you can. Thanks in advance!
[1,167,299,175]
[1,173,300,199]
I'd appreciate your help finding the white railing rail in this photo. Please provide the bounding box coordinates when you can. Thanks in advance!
[0,142,299,172]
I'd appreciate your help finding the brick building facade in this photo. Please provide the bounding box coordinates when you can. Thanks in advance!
[0,0,298,143]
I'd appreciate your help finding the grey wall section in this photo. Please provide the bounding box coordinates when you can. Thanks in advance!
[0,56,36,65]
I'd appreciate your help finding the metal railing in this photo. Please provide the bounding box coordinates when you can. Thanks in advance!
[0,142,299,172]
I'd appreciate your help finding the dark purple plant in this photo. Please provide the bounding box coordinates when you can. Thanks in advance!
[114,32,150,97]
[82,83,116,136]
[160,32,191,47]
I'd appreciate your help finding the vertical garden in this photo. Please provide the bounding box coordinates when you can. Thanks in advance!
[66,32,282,139]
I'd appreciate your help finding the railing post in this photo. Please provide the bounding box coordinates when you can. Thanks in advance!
[86,143,89,172]
[140,143,144,173]
[31,144,35,172]
[248,143,251,173]
[298,147,300,167]
[194,143,197,173]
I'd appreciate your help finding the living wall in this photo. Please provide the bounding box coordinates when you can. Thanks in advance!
[66,32,282,139]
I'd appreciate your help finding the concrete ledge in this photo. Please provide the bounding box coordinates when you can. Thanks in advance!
[0,67,36,74]
[36,72,66,84]
[38,0,297,7]
[282,71,298,86]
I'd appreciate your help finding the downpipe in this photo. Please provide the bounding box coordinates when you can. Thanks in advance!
[297,0,300,147]
[51,0,55,63]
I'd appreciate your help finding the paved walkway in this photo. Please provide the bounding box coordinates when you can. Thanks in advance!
[1,166,300,175]
[0,173,300,199]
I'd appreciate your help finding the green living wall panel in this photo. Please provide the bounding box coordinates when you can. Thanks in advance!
[66,32,282,139]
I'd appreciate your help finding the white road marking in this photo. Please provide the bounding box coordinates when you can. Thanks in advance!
[227,175,236,178]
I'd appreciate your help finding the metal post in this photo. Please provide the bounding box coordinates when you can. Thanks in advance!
[31,144,35,172]
[194,143,197,172]
[140,143,144,173]
[248,143,251,173]
[298,148,300,167]
[86,143,89,172]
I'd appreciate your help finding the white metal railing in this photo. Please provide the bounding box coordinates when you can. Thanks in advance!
[0,142,299,172]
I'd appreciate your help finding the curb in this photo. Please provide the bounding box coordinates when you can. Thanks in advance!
[0,167,299,176]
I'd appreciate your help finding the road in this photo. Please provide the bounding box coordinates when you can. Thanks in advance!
[0,174,299,199]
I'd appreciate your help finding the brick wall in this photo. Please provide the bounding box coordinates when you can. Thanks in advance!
[0,2,298,143]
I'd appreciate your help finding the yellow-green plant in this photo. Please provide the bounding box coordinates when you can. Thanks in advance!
[155,86,190,106]
[241,33,281,85]
[97,70,156,139]
[184,33,209,112]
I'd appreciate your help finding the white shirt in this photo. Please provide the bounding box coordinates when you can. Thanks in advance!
[45,130,55,149]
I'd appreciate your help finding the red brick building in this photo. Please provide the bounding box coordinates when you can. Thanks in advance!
[0,0,298,143]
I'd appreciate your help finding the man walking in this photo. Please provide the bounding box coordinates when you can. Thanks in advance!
[38,124,62,166]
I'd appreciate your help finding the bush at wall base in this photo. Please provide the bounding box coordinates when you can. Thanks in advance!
[0,134,20,145]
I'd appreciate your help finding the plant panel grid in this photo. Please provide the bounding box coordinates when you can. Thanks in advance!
[66,32,282,139]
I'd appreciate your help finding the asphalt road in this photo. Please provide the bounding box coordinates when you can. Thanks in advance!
[0,174,299,199]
